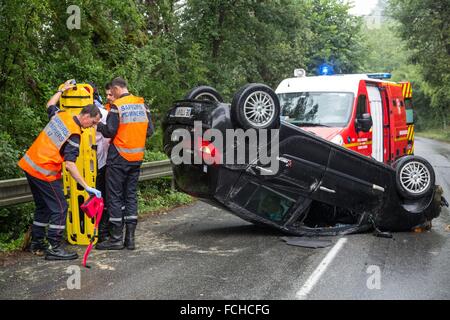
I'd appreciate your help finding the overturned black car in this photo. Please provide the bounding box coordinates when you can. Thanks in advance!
[162,84,446,236]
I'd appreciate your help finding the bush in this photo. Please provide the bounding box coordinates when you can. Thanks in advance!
[0,132,22,179]
[144,150,168,162]
[138,178,193,214]
[0,202,34,252]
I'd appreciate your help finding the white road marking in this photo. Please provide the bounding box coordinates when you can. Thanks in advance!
[295,237,347,300]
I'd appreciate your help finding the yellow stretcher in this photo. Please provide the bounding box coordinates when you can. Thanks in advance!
[58,83,98,245]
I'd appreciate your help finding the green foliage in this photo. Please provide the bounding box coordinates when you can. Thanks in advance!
[304,0,365,73]
[388,0,450,129]
[138,178,193,214]
[144,150,168,162]
[0,202,34,252]
[179,0,364,97]
[416,128,450,143]
[359,22,408,73]
[0,132,21,178]
[0,0,366,179]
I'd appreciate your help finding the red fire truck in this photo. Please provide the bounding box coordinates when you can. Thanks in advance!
[276,71,414,164]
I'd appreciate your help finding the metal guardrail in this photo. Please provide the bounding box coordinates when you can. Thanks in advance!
[0,160,172,207]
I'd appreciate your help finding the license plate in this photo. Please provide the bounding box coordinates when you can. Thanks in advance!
[175,107,192,117]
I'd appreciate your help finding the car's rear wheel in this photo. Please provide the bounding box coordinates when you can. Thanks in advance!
[394,155,435,199]
[231,83,280,130]
[184,86,223,102]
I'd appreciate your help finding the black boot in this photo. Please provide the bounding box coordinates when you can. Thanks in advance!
[124,224,136,250]
[96,224,124,250]
[45,243,78,261]
[28,239,48,256]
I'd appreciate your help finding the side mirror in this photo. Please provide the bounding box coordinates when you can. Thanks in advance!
[355,113,373,132]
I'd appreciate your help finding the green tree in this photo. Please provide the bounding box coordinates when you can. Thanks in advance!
[179,0,364,98]
[0,0,366,179]
[389,0,450,129]
[304,0,365,74]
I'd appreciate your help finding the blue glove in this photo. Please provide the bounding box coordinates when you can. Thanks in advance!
[86,187,102,198]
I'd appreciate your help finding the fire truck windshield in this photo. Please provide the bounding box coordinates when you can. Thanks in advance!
[279,92,354,127]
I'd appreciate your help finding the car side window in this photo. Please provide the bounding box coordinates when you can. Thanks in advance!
[356,95,367,116]
[246,186,294,223]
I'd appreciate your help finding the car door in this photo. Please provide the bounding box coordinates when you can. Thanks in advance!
[314,145,388,212]
[228,122,331,224]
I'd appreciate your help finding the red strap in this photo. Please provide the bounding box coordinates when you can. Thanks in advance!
[82,199,104,268]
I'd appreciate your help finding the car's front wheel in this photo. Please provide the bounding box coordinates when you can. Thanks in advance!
[393,155,435,199]
[231,83,280,130]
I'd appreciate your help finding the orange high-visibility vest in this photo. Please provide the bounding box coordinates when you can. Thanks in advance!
[112,95,149,162]
[105,103,111,112]
[18,111,81,182]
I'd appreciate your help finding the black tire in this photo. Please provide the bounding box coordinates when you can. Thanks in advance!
[184,86,223,102]
[231,83,280,130]
[394,155,435,199]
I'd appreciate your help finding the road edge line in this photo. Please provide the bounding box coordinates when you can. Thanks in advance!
[295,237,348,300]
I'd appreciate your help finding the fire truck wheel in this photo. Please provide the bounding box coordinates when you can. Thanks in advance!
[184,86,224,102]
[231,83,280,130]
[394,155,435,200]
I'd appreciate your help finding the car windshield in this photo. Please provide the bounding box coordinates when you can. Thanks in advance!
[278,92,354,127]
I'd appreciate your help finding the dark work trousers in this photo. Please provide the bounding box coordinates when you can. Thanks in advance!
[106,164,141,227]
[25,173,68,247]
[96,166,109,236]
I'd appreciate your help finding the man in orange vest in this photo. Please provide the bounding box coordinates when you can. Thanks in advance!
[96,77,153,250]
[18,80,102,260]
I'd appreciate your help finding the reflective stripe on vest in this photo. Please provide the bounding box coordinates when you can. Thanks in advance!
[23,154,59,177]
[115,146,146,154]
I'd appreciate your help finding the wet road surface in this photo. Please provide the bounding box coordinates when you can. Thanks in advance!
[0,137,449,300]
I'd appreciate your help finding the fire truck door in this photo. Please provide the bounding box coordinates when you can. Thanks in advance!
[367,86,383,162]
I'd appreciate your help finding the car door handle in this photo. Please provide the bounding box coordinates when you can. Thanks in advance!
[255,166,274,174]
[372,184,385,192]
[319,186,336,194]
[277,156,292,167]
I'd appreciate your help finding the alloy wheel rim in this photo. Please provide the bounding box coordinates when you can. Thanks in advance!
[243,91,276,128]
[399,161,431,194]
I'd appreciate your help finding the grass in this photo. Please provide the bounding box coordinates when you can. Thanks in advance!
[0,177,194,253]
[416,128,450,143]
[138,177,194,214]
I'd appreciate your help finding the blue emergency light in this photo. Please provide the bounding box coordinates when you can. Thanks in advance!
[317,63,334,76]
[367,73,392,79]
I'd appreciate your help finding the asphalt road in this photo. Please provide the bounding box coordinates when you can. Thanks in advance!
[1,137,449,300]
